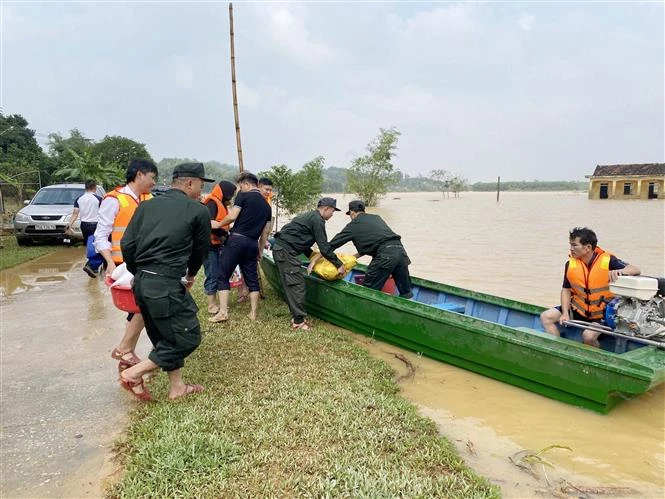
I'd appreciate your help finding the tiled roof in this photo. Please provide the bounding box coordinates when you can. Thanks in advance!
[592,163,665,177]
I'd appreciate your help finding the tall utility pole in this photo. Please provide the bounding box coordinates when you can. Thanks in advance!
[229,3,244,173]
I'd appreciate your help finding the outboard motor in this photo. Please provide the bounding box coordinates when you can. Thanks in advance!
[605,276,665,340]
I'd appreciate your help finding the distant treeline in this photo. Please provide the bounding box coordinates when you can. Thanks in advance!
[470,180,588,191]
[155,160,588,193]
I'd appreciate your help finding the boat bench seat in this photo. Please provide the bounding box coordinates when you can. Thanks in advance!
[431,302,465,314]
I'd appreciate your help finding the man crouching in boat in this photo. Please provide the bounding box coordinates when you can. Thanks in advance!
[329,200,413,300]
[540,227,640,347]
[272,197,346,330]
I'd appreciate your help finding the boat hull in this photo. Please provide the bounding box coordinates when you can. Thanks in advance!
[260,256,665,413]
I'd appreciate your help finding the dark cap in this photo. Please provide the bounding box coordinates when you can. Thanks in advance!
[346,200,365,215]
[317,197,340,211]
[173,162,214,183]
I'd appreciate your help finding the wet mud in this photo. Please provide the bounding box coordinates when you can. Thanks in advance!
[1,248,151,497]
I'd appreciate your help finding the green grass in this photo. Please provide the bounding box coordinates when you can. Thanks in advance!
[109,284,499,498]
[0,235,60,270]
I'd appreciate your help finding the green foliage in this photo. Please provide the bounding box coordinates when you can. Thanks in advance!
[346,127,401,206]
[90,135,152,170]
[0,114,49,200]
[52,148,124,189]
[157,159,239,190]
[321,166,347,192]
[471,180,588,191]
[259,156,325,227]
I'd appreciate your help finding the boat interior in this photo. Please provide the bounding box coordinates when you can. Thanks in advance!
[341,269,647,354]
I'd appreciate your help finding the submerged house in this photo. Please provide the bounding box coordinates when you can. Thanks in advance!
[587,163,665,200]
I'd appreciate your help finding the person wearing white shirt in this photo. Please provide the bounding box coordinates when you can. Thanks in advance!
[67,179,102,277]
[94,159,158,373]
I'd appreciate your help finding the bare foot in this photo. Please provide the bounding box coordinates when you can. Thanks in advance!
[169,384,204,400]
[247,312,257,321]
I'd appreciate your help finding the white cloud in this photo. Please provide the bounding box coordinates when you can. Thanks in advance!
[252,5,337,65]
[395,3,479,40]
[236,81,260,109]
[518,13,535,32]
[173,57,194,90]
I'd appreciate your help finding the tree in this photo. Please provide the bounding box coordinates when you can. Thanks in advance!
[430,169,452,198]
[0,114,49,209]
[449,174,468,198]
[90,135,152,171]
[52,148,124,189]
[259,156,325,230]
[346,127,401,206]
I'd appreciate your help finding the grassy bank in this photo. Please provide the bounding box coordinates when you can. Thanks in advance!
[0,235,59,270]
[109,284,499,498]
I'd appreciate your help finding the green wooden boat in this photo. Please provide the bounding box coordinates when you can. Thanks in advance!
[260,255,665,413]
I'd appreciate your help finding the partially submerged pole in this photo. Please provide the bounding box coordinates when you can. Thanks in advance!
[229,3,244,173]
[496,176,501,202]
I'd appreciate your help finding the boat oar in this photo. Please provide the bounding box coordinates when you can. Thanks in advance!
[562,320,665,349]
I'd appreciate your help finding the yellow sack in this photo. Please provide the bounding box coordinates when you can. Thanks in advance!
[309,251,357,280]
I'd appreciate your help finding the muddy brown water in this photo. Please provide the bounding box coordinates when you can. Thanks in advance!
[1,191,663,498]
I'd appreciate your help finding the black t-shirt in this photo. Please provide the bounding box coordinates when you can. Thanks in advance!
[231,190,271,240]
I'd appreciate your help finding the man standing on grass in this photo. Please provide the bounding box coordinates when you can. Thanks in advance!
[209,172,272,323]
[271,197,345,330]
[119,162,212,401]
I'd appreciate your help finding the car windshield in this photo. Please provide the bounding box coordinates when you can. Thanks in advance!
[31,188,84,205]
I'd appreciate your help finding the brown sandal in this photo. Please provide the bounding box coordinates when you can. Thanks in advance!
[111,348,141,372]
[119,375,152,401]
[208,311,228,323]
[169,384,204,400]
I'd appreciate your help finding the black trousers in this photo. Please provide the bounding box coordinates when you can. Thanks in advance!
[217,234,260,292]
[133,271,201,371]
[272,246,307,323]
[363,244,412,296]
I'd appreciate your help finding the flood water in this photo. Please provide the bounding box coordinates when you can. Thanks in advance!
[1,191,663,498]
[325,191,665,498]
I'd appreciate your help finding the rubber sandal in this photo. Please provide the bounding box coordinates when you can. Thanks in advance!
[169,384,204,400]
[208,311,229,323]
[119,376,152,401]
[291,320,310,331]
[111,348,141,372]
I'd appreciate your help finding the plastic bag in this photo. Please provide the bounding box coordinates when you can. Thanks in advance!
[309,252,357,280]
[110,262,134,288]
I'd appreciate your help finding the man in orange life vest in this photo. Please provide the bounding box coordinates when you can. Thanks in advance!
[540,227,640,347]
[94,159,158,371]
[202,180,237,314]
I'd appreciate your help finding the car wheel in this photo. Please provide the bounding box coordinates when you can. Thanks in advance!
[16,237,32,246]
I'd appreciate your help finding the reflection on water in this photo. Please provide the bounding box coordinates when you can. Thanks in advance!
[327,192,664,497]
[0,248,85,298]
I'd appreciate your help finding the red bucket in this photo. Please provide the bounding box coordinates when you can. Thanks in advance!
[105,277,141,313]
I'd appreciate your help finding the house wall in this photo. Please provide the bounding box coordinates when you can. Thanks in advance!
[588,176,665,200]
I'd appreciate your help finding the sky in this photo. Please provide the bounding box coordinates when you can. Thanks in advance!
[1,1,663,182]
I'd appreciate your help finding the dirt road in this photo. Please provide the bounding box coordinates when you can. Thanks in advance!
[1,248,150,498]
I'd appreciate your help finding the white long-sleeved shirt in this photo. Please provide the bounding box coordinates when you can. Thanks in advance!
[94,185,140,253]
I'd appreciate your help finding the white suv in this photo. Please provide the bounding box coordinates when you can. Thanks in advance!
[13,183,106,246]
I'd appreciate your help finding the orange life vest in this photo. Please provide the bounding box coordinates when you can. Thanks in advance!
[105,188,153,264]
[202,183,230,247]
[566,246,614,321]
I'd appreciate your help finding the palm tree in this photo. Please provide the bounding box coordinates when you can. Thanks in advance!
[52,148,124,189]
